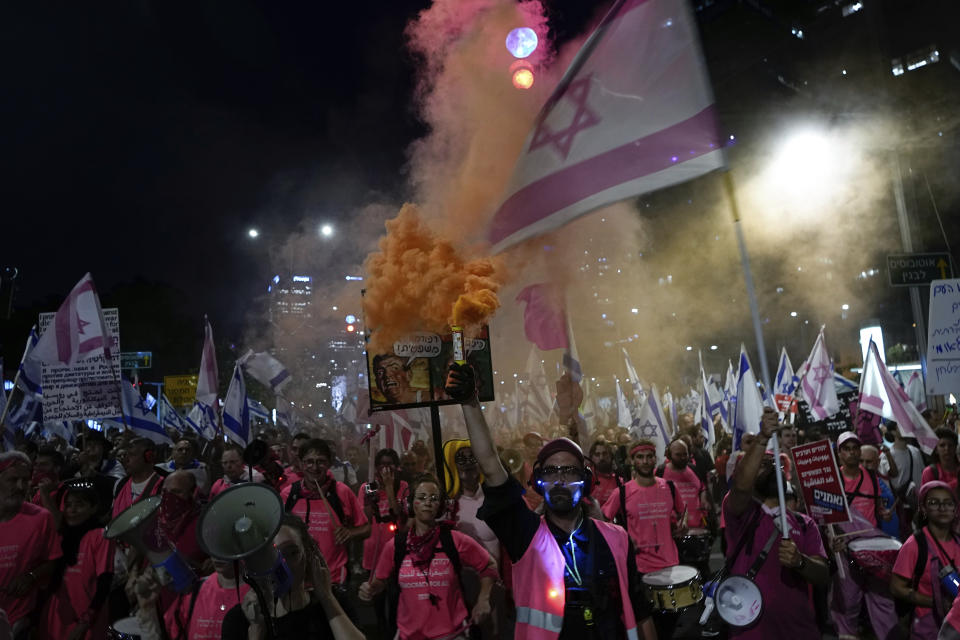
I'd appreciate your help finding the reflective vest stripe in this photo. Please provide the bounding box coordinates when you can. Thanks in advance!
[627,627,639,640]
[516,606,564,633]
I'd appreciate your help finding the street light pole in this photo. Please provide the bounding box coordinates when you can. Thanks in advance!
[890,150,928,372]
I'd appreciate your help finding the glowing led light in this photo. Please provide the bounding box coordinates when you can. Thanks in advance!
[685,346,693,351]
[506,27,538,59]
[248,228,259,238]
[790,311,798,317]
[512,68,535,89]
[548,588,559,599]
[710,345,718,350]
[320,224,334,237]
[346,324,355,332]
[345,314,357,324]
[841,304,850,310]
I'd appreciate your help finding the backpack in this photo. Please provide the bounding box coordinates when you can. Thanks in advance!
[284,480,346,523]
[388,528,468,629]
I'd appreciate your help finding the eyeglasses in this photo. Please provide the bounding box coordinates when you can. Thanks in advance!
[414,494,442,503]
[926,500,957,511]
[455,453,478,465]
[302,458,329,467]
[539,465,584,483]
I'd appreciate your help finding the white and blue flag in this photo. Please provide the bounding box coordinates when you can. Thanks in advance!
[121,378,173,445]
[633,384,671,461]
[247,396,270,422]
[241,350,292,394]
[223,364,250,446]
[733,345,764,451]
[17,326,43,397]
[775,348,799,396]
[160,394,189,433]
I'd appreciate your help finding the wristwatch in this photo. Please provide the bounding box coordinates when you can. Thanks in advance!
[795,555,806,571]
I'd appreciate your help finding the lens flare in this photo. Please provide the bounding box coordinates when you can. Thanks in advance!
[512,68,535,89]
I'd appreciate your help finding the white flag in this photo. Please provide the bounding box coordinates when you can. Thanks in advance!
[905,371,927,413]
[488,0,724,251]
[798,327,840,420]
[30,273,112,366]
[616,378,633,429]
[733,345,764,449]
[859,340,937,454]
[241,350,291,393]
[223,364,250,446]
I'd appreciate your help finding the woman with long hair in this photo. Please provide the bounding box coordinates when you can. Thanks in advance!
[220,513,365,640]
[358,473,497,640]
[891,481,960,638]
[40,479,113,640]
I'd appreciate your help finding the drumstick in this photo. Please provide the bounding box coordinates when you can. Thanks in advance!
[834,528,874,539]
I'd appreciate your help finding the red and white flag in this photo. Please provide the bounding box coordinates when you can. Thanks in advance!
[798,327,840,420]
[30,273,112,365]
[195,316,219,408]
[859,339,937,454]
[488,0,724,251]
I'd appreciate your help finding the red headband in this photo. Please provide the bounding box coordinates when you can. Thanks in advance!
[630,443,656,457]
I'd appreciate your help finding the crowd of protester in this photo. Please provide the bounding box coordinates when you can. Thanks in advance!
[2,372,960,640]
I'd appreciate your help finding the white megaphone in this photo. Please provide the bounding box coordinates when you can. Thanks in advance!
[197,483,292,595]
[713,575,763,627]
[105,496,196,593]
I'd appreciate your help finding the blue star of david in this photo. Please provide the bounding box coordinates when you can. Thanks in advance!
[134,398,150,416]
[529,75,601,160]
[637,421,660,439]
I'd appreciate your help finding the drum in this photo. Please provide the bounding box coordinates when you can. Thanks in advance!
[642,565,703,611]
[848,536,903,582]
[108,617,142,640]
[675,527,713,564]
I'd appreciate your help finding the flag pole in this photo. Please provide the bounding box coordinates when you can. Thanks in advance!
[723,170,788,538]
[0,369,23,434]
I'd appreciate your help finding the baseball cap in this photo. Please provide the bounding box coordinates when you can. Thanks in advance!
[837,431,862,448]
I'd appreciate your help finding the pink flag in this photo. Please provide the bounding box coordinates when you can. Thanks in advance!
[798,327,840,420]
[859,340,937,454]
[516,283,568,350]
[195,316,219,408]
[488,0,724,251]
[30,273,112,365]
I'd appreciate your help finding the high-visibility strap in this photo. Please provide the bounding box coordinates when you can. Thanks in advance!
[516,606,564,633]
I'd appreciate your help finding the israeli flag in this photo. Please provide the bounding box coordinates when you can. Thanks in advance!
[223,364,250,446]
[733,345,764,451]
[775,348,798,396]
[241,350,292,393]
[184,402,218,440]
[17,326,42,396]
[121,378,173,445]
[160,394,189,433]
[247,396,270,422]
[633,384,671,461]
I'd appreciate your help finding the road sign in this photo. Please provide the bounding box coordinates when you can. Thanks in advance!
[164,374,198,408]
[121,351,152,369]
[887,252,954,287]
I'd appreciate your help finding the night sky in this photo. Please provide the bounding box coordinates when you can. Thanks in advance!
[2,0,957,380]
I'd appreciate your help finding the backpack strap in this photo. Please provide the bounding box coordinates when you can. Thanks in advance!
[655,464,665,478]
[284,481,302,512]
[438,528,469,600]
[325,482,346,523]
[114,475,132,499]
[912,529,929,588]
[617,482,627,527]
[666,479,678,511]
[933,465,940,481]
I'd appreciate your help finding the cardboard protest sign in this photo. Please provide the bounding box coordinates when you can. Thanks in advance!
[366,326,494,413]
[39,308,121,421]
[927,279,960,395]
[791,439,851,525]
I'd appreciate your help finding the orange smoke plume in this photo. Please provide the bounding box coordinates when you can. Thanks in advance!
[364,203,505,351]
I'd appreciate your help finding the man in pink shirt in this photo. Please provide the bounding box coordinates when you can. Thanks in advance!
[602,439,685,639]
[833,430,899,640]
[113,438,165,518]
[589,440,619,508]
[280,438,369,615]
[659,438,708,528]
[0,452,63,635]
[723,408,828,639]
[208,444,264,499]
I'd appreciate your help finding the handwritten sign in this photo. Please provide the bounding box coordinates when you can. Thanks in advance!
[392,333,442,359]
[927,279,960,395]
[38,308,122,421]
[791,439,850,525]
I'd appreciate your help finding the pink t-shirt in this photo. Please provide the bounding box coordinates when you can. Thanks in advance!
[280,481,367,584]
[922,464,959,493]
[43,528,113,639]
[0,502,63,624]
[112,473,164,518]
[842,466,878,527]
[358,481,409,570]
[164,573,251,639]
[661,465,706,528]
[601,478,683,573]
[893,528,960,619]
[723,500,826,639]
[592,473,618,509]
[374,529,496,640]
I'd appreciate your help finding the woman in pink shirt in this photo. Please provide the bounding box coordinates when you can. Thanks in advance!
[42,479,114,640]
[921,429,959,493]
[358,474,498,640]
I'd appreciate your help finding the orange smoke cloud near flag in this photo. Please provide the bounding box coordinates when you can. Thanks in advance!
[363,204,505,351]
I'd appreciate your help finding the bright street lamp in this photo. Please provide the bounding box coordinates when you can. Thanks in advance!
[320,224,334,238]
[248,228,259,239]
